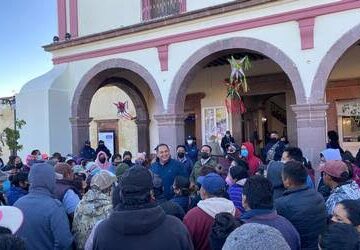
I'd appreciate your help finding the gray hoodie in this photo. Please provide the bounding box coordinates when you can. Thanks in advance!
[14,163,73,250]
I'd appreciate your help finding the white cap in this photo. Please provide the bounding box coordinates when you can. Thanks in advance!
[0,206,24,234]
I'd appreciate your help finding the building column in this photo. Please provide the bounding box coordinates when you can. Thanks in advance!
[70,117,93,155]
[136,119,150,154]
[291,103,329,168]
[154,113,186,155]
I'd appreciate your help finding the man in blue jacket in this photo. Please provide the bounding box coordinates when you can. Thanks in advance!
[151,144,187,200]
[14,163,73,250]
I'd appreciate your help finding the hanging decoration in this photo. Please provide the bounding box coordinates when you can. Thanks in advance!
[223,56,251,114]
[114,101,136,120]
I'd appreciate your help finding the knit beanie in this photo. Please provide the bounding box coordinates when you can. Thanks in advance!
[222,223,290,250]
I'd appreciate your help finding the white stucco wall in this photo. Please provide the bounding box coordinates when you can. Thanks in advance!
[78,0,141,36]
[52,3,360,107]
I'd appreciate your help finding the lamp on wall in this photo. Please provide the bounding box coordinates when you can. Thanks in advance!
[65,33,71,41]
[261,117,267,123]
[53,36,59,43]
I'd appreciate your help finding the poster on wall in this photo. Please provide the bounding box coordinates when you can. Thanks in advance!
[202,106,229,144]
[98,131,115,156]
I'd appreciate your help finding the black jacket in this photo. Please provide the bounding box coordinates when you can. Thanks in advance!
[80,146,96,161]
[220,136,235,152]
[93,204,194,250]
[275,186,327,250]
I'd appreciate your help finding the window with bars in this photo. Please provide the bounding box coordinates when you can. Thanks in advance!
[142,0,186,21]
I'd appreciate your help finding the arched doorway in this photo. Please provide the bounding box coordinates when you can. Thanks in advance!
[311,25,360,155]
[71,58,164,155]
[168,37,305,153]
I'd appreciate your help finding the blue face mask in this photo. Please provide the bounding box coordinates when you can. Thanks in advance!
[241,149,249,158]
[1,180,11,193]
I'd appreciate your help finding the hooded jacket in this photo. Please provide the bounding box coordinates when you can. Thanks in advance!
[242,142,261,175]
[14,163,73,250]
[267,161,286,199]
[92,204,193,250]
[183,197,236,250]
[73,189,112,250]
[95,151,111,170]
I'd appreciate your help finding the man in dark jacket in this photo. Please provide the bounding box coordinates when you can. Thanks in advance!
[14,163,73,250]
[177,145,194,177]
[263,131,285,163]
[150,144,187,200]
[221,131,235,154]
[275,161,327,250]
[241,175,301,250]
[95,140,112,159]
[92,165,193,250]
[80,140,97,161]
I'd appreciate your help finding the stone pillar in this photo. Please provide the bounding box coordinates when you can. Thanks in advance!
[291,104,329,168]
[154,113,186,155]
[70,117,93,155]
[135,119,150,154]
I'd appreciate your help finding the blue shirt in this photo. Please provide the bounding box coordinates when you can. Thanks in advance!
[150,158,187,200]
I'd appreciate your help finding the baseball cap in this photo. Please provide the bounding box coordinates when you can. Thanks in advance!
[197,173,226,194]
[0,206,24,234]
[91,170,117,191]
[320,160,348,178]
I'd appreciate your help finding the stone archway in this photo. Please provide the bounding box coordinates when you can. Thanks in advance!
[71,58,164,155]
[310,23,360,103]
[161,37,305,151]
[168,37,306,114]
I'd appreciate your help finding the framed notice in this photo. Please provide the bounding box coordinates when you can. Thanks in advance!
[98,131,115,156]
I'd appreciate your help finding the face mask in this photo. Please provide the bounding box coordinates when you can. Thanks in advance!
[225,176,234,186]
[281,160,287,164]
[124,159,132,165]
[36,155,42,161]
[241,149,249,158]
[201,152,210,159]
[177,152,185,159]
[187,140,193,145]
[226,134,230,137]
[99,158,106,164]
[135,159,144,165]
[1,180,11,193]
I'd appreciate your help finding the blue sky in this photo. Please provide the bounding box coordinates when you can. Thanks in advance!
[0,0,56,97]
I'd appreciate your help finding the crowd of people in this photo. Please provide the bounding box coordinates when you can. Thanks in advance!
[0,130,360,250]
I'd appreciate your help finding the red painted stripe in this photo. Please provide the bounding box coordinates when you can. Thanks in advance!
[57,0,67,40]
[70,0,78,37]
[53,0,360,64]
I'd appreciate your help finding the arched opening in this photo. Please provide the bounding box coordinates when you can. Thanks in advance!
[311,25,360,156]
[169,38,305,156]
[71,59,163,155]
[323,43,360,155]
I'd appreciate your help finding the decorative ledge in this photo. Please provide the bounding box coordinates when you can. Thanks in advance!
[297,17,315,50]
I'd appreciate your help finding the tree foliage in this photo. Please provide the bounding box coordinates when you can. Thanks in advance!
[2,120,26,154]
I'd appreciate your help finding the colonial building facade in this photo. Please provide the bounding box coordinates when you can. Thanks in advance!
[18,0,360,165]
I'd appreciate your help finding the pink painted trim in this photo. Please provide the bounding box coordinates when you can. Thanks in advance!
[180,0,187,13]
[142,0,151,21]
[298,17,315,50]
[53,0,360,64]
[157,44,169,71]
[69,0,78,37]
[57,0,67,40]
